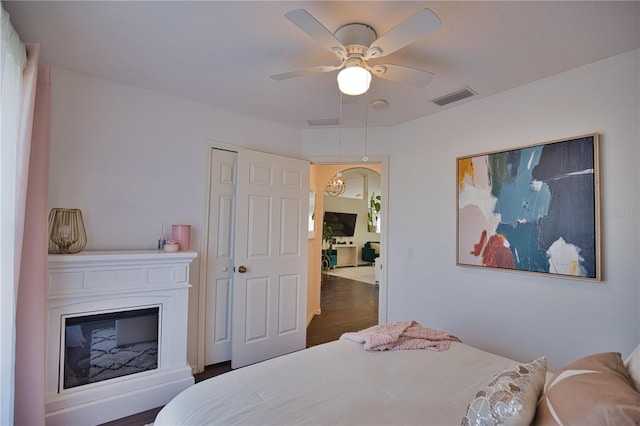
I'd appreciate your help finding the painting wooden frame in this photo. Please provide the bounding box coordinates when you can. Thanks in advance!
[456,133,601,281]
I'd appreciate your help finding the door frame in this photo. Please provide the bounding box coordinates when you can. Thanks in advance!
[308,155,389,327]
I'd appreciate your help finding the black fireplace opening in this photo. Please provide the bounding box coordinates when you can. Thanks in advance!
[63,307,159,390]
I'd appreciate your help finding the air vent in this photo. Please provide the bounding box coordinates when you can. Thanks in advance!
[431,87,477,107]
[307,118,339,127]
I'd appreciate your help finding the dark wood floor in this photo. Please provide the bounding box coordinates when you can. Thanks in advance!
[306,272,379,347]
[101,273,378,426]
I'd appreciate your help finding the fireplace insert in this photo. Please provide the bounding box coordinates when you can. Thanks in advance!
[63,307,159,389]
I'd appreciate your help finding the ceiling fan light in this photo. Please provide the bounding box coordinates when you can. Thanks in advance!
[337,67,371,96]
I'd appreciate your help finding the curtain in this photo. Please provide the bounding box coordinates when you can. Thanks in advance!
[0,5,44,424]
[15,62,50,426]
[0,6,27,424]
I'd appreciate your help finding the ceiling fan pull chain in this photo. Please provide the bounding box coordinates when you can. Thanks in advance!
[339,91,343,171]
[363,90,369,162]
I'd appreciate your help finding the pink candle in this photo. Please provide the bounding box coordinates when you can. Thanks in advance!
[171,225,191,251]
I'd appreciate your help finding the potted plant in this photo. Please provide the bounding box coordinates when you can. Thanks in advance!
[322,221,334,251]
[367,192,381,232]
[322,222,337,269]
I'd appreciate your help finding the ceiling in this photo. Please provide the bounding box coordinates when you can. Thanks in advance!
[4,1,639,129]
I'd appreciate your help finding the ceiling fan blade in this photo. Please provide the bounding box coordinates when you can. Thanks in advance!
[285,9,346,57]
[271,64,343,81]
[368,64,435,87]
[366,9,441,59]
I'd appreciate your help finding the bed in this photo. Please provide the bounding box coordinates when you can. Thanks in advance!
[155,327,640,426]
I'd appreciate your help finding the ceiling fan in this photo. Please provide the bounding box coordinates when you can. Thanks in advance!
[271,8,442,96]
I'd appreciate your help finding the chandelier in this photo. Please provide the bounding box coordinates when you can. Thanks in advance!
[326,172,346,196]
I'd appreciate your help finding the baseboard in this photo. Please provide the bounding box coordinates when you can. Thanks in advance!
[306,308,321,326]
[45,367,193,425]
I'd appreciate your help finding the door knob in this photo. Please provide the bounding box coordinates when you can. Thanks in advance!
[237,265,247,273]
[222,266,228,272]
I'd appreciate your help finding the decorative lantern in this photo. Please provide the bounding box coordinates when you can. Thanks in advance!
[48,208,87,254]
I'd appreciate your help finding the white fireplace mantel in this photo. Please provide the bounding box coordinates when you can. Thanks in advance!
[45,250,197,426]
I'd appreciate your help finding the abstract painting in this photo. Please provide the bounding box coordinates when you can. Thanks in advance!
[457,134,600,280]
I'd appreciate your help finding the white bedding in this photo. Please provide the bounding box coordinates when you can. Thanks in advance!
[155,339,519,425]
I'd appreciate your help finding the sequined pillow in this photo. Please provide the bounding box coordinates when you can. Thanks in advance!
[462,356,547,426]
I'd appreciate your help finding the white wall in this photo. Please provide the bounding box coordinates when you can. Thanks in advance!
[49,67,302,250]
[302,126,392,161]
[387,50,639,370]
[48,67,303,368]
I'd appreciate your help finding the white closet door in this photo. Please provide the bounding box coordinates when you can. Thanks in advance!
[204,148,236,365]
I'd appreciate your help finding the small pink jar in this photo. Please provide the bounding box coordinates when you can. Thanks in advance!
[164,240,179,252]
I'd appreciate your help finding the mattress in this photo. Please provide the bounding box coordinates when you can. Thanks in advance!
[154,339,519,425]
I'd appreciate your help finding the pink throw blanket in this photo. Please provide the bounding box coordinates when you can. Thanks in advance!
[340,321,461,351]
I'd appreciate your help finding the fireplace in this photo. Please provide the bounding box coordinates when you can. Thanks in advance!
[46,250,197,425]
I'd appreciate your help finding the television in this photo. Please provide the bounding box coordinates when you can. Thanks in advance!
[323,212,357,237]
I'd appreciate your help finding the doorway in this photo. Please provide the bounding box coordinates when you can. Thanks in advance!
[307,162,388,339]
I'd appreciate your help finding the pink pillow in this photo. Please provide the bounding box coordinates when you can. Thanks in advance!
[534,352,640,425]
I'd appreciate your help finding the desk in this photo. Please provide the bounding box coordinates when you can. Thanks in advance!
[334,245,358,267]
